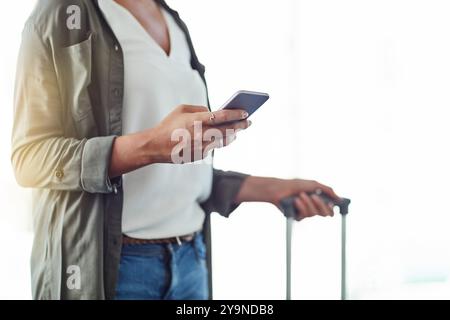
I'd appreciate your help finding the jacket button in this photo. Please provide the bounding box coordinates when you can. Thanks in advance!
[113,88,120,97]
[114,44,119,51]
[55,170,64,180]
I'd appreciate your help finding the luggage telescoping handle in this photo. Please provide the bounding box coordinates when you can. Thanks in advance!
[280,191,351,300]
[281,191,351,219]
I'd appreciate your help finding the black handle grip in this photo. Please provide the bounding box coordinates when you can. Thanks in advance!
[280,190,351,219]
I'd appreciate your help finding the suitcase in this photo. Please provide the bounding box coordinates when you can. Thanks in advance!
[281,192,351,300]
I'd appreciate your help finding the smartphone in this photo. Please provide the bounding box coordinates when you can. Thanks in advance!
[220,90,270,118]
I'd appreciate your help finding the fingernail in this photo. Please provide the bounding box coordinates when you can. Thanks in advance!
[248,120,253,127]
[242,112,249,118]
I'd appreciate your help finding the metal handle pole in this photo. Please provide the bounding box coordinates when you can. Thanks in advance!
[286,217,293,300]
[341,213,347,300]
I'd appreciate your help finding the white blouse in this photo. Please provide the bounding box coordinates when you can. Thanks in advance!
[99,0,213,239]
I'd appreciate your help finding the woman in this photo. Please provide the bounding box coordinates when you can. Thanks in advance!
[12,0,339,300]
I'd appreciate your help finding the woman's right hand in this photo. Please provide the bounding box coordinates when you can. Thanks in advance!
[109,105,251,178]
[151,105,251,164]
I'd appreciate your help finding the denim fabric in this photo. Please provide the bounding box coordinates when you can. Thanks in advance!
[115,234,208,300]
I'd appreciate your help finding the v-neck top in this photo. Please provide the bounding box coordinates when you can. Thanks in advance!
[98,0,213,239]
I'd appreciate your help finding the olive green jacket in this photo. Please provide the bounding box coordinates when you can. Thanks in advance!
[11,0,248,300]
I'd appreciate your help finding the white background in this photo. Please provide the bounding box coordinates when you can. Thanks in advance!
[1,0,450,299]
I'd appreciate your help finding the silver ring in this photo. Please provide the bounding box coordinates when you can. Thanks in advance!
[209,112,216,123]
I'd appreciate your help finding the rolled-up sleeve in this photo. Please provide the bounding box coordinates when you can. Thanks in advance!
[11,22,115,194]
[80,136,117,193]
[201,169,250,218]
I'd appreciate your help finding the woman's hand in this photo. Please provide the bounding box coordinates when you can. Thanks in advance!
[109,105,250,178]
[235,177,340,221]
[150,105,250,163]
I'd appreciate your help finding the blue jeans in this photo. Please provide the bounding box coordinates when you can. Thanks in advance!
[115,233,209,300]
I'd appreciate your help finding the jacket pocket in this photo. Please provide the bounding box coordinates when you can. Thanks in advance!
[56,34,98,137]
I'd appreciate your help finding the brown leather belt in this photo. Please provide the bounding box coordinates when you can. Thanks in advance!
[122,232,197,246]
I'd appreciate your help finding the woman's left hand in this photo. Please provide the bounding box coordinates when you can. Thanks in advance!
[236,177,340,221]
